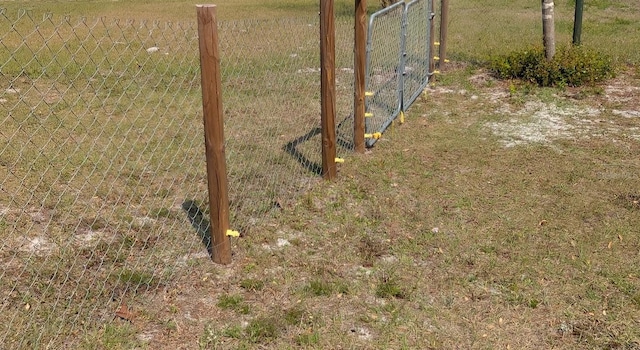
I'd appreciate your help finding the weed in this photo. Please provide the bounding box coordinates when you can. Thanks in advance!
[304,279,334,297]
[222,325,244,339]
[295,331,320,346]
[239,278,265,291]
[115,269,157,290]
[217,294,251,315]
[376,275,408,299]
[245,317,280,343]
[198,324,218,349]
[284,306,314,326]
[165,319,178,333]
[93,323,139,349]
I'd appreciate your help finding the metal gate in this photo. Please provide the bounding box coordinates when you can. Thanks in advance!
[365,0,433,147]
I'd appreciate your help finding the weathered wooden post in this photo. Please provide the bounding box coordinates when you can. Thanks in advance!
[196,4,232,264]
[437,0,449,70]
[354,0,367,153]
[320,0,337,179]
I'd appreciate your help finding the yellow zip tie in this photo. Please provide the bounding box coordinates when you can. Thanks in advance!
[226,229,240,237]
[434,56,440,60]
[444,59,450,63]
[335,157,345,163]
[433,70,441,74]
[434,41,440,46]
[365,132,382,139]
[399,111,405,124]
[365,91,374,97]
[365,112,373,118]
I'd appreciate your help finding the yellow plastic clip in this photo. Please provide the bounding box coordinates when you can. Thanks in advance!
[434,56,440,60]
[444,59,450,63]
[365,91,374,97]
[399,111,405,124]
[365,112,373,118]
[364,132,382,139]
[433,70,441,74]
[334,157,345,163]
[226,229,240,237]
[434,41,440,46]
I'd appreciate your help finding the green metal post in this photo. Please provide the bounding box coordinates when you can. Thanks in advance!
[573,0,584,45]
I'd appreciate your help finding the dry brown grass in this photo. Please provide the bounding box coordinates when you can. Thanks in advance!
[124,65,640,349]
[1,0,639,348]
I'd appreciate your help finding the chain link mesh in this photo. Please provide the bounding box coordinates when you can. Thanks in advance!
[0,9,208,348]
[0,9,354,347]
[365,0,434,146]
[365,2,405,147]
[403,0,432,109]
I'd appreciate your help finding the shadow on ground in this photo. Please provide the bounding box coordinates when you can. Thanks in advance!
[181,200,213,258]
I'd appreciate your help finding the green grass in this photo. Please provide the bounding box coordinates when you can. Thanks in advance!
[239,278,265,291]
[217,294,251,314]
[446,0,640,64]
[0,0,381,21]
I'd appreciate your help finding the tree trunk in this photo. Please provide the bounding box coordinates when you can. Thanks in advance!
[542,0,556,60]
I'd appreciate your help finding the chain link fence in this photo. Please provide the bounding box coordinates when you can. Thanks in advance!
[0,9,354,348]
[218,16,354,232]
[365,0,433,146]
[404,0,433,109]
[1,10,208,348]
[365,1,405,147]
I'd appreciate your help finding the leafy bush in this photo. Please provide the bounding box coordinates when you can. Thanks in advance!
[489,46,615,87]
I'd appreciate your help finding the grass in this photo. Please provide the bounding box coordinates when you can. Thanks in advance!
[1,0,639,349]
[0,0,381,21]
[217,294,251,314]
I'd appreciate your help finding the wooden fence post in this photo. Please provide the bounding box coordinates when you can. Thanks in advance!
[428,0,436,75]
[437,0,449,70]
[196,4,232,264]
[354,0,367,153]
[320,0,337,179]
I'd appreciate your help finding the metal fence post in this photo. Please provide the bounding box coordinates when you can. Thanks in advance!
[573,0,584,45]
[196,4,232,264]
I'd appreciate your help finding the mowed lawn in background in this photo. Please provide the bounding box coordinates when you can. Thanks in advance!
[4,0,638,62]
[1,0,375,20]
[1,0,639,349]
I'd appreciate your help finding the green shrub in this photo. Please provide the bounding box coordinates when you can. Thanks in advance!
[489,45,615,87]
